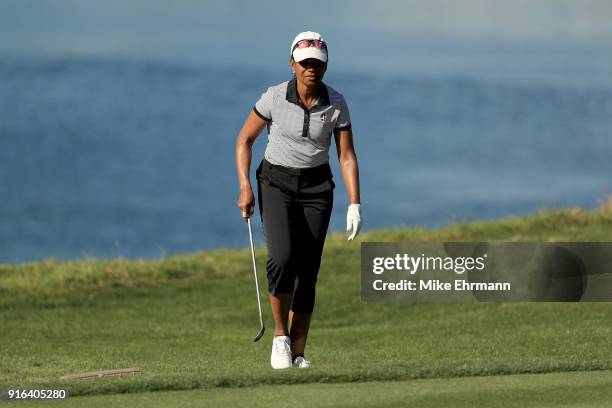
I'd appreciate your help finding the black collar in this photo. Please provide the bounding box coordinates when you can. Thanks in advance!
[286,78,330,109]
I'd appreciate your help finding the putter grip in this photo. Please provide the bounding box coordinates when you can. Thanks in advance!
[242,207,254,218]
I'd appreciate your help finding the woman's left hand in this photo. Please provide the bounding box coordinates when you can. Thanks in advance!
[347,204,362,240]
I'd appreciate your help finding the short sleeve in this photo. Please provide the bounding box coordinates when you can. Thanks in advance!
[253,87,273,121]
[335,97,351,131]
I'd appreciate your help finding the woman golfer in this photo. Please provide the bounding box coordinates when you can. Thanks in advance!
[235,31,361,369]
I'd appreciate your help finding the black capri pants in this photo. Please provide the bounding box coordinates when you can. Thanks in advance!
[256,159,334,313]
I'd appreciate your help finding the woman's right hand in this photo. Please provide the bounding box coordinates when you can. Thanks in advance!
[235,110,268,221]
[238,184,255,220]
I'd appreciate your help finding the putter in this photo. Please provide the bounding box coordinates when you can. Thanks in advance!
[247,216,265,342]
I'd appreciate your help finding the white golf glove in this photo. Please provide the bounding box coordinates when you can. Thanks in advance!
[346,204,362,241]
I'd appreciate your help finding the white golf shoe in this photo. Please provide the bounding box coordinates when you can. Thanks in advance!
[292,356,311,368]
[270,336,292,369]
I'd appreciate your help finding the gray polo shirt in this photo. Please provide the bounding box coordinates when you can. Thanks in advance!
[253,78,351,168]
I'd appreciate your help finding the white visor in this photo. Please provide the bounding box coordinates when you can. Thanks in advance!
[292,47,328,63]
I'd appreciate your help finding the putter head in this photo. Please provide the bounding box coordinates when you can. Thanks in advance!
[253,326,265,342]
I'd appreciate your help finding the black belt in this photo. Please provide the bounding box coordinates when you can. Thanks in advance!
[263,159,331,178]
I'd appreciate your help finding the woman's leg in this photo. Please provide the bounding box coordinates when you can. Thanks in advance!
[290,191,333,359]
[269,293,292,336]
[289,310,311,357]
[257,175,296,340]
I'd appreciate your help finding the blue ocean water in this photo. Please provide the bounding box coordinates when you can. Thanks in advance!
[1,55,611,263]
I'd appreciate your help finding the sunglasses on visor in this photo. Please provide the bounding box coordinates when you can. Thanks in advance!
[292,39,327,52]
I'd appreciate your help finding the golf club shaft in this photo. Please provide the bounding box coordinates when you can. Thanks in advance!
[248,218,265,340]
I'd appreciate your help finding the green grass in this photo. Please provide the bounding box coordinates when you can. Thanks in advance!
[11,370,612,408]
[1,202,611,406]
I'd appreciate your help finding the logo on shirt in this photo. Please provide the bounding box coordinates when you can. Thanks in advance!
[320,113,326,122]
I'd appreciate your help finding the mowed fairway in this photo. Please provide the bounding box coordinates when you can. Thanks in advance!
[1,206,612,406]
[10,370,612,408]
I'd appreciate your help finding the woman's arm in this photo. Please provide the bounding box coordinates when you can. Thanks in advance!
[236,111,268,218]
[334,128,362,240]
[334,128,360,204]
